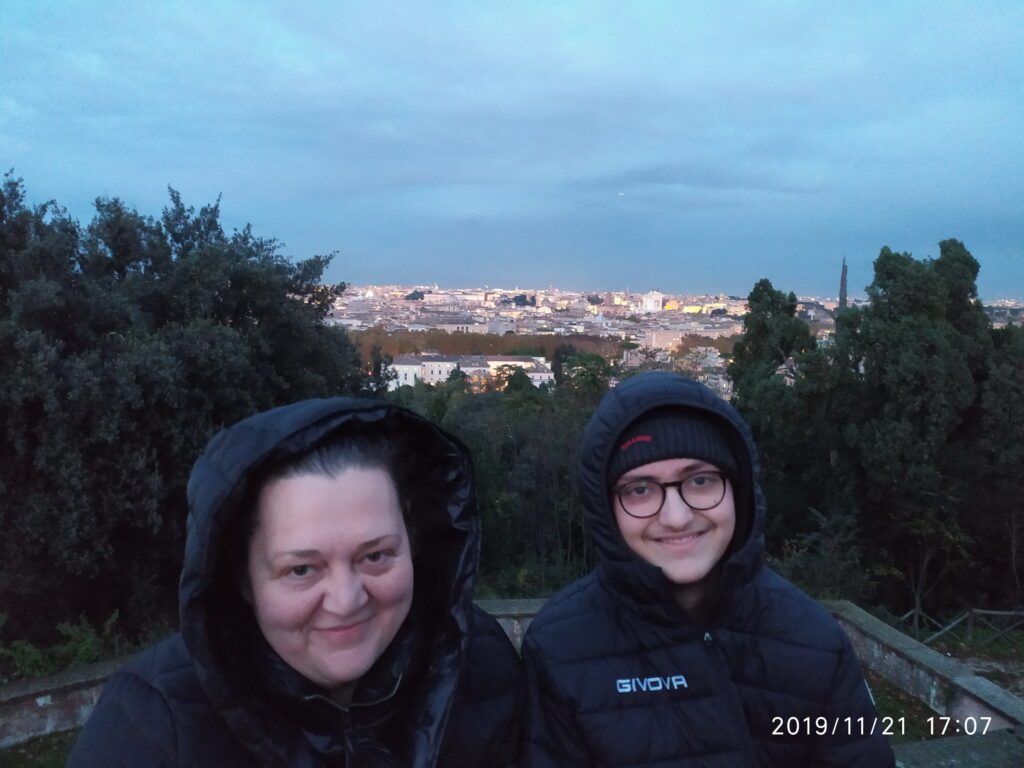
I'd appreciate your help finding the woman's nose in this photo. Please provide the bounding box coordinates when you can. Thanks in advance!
[321,567,370,615]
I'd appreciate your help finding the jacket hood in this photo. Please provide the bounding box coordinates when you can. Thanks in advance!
[180,397,478,767]
[579,372,766,624]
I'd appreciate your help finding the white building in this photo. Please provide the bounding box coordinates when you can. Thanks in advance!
[388,353,554,390]
[641,291,665,314]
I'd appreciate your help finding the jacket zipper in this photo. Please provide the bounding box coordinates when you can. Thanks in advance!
[701,630,761,767]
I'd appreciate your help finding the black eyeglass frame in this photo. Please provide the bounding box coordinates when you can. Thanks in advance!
[612,471,729,519]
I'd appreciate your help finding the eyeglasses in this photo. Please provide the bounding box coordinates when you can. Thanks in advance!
[613,471,728,519]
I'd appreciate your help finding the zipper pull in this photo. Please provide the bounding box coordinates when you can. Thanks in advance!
[703,631,713,644]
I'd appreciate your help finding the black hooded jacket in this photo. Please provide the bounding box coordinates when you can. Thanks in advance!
[521,372,894,767]
[69,398,522,768]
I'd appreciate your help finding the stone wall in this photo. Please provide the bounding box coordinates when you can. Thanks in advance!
[477,597,545,652]
[0,657,121,749]
[825,601,1024,730]
[5,597,1024,768]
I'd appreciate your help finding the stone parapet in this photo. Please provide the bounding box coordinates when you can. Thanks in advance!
[0,657,122,748]
[476,597,545,652]
[824,600,1024,730]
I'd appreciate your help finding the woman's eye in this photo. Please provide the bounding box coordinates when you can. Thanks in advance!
[289,565,312,577]
[364,550,391,564]
[624,482,650,497]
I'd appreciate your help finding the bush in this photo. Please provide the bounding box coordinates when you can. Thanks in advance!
[0,612,122,683]
[771,509,874,603]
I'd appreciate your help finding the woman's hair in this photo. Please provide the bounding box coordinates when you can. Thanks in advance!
[229,424,415,578]
[269,432,399,485]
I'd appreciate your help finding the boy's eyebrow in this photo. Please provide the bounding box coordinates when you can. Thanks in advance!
[616,460,716,482]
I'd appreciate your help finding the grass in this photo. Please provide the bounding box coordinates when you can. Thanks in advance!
[933,624,1024,663]
[866,670,936,743]
[0,730,79,768]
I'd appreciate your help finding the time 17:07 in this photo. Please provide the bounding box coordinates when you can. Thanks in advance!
[927,716,992,736]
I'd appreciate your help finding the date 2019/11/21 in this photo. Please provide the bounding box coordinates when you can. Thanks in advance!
[770,715,993,737]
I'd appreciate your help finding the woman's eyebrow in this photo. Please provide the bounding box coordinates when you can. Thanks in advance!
[273,549,321,561]
[356,535,400,552]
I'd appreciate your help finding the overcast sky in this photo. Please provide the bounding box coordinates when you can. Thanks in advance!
[4,1,1022,299]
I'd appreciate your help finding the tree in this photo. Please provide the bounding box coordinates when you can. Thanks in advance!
[728,243,1008,618]
[504,366,534,393]
[432,383,590,597]
[0,175,364,646]
[841,243,992,623]
[978,324,1024,602]
[563,352,611,404]
[368,343,396,394]
[492,363,533,392]
[729,278,815,396]
[445,366,470,392]
[551,343,578,386]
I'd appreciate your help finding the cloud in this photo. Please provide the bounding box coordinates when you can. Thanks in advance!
[2,1,1022,297]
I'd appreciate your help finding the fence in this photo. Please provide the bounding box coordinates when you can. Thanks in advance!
[901,608,1024,647]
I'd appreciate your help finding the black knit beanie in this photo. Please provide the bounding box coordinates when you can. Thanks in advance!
[608,407,739,485]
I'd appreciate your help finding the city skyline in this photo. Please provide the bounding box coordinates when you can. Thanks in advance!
[342,281,1022,306]
[4,2,1022,299]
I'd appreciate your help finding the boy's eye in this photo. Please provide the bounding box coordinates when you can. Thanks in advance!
[623,482,651,497]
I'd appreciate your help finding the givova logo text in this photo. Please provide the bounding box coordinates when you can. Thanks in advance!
[615,675,688,693]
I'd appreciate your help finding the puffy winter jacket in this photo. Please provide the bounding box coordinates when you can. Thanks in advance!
[522,372,894,767]
[69,398,522,768]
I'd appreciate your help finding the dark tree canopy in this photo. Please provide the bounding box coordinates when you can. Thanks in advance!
[0,175,364,644]
[729,242,1021,617]
[730,278,815,394]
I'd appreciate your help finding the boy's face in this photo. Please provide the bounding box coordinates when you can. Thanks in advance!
[612,457,735,589]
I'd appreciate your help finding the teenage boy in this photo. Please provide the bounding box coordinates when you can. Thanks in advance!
[522,372,895,767]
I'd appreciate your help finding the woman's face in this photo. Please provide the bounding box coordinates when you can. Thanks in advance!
[246,467,414,694]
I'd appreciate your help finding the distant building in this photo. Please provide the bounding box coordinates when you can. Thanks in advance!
[641,291,665,314]
[387,353,553,391]
[392,354,424,388]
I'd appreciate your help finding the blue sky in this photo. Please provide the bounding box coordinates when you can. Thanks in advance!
[3,1,1022,299]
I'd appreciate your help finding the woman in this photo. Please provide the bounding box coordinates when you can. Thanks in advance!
[522,372,894,767]
[70,397,522,767]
